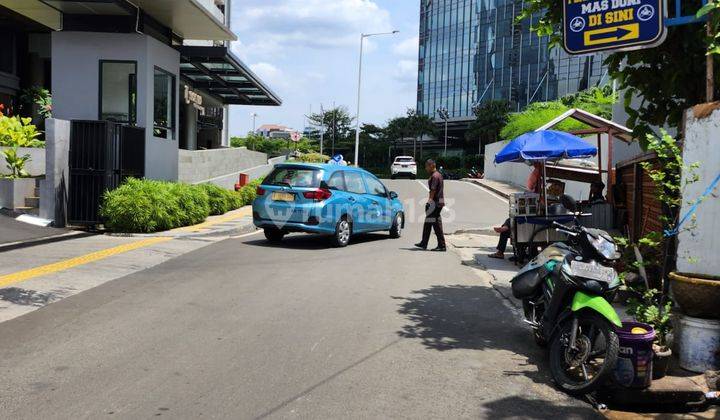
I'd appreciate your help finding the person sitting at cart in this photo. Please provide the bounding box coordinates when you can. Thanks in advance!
[489,162,544,260]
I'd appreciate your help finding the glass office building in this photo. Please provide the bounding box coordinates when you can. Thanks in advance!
[417,0,607,124]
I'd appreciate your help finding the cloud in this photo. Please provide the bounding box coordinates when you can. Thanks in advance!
[250,62,287,90]
[234,0,393,52]
[393,36,419,57]
[395,59,417,80]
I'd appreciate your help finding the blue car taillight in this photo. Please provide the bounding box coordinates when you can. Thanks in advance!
[302,188,332,201]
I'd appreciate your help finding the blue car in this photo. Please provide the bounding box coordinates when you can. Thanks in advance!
[252,163,405,246]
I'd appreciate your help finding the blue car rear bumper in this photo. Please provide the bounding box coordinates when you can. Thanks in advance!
[253,217,335,235]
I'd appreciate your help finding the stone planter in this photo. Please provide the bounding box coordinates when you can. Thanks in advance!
[669,272,720,319]
[0,177,36,209]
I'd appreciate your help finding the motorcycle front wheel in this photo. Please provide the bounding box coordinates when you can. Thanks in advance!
[549,313,619,395]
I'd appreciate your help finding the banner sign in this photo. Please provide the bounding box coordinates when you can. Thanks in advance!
[563,0,665,54]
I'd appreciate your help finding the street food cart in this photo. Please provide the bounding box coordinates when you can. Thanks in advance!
[495,130,601,262]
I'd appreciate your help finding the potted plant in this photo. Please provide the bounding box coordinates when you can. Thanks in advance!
[627,288,673,379]
[0,114,43,210]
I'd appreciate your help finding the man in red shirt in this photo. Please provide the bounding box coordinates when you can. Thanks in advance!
[415,159,447,251]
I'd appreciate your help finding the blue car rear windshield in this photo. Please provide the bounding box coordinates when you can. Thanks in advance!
[263,167,322,188]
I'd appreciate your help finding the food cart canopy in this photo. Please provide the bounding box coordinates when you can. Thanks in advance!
[494,130,598,164]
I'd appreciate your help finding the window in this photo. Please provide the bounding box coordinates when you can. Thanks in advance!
[100,61,137,124]
[262,167,321,188]
[364,175,387,198]
[153,66,176,139]
[344,172,366,194]
[326,171,346,191]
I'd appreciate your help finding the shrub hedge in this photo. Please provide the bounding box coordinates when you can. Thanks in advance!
[101,178,261,233]
[201,183,243,215]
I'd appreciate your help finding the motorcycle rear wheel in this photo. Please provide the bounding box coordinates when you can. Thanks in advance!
[549,313,619,395]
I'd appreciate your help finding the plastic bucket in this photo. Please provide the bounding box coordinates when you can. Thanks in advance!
[613,321,655,389]
[676,314,720,373]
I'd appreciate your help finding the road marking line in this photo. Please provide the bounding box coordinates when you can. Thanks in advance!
[175,207,253,232]
[0,237,173,288]
[462,181,508,203]
[416,180,429,191]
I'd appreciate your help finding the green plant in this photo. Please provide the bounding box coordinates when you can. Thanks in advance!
[2,148,31,178]
[295,152,330,163]
[20,86,52,119]
[627,288,673,348]
[201,183,243,215]
[0,115,44,148]
[167,182,210,227]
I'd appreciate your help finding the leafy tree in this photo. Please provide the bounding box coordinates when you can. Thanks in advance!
[407,110,436,159]
[307,106,354,154]
[465,100,511,154]
[518,1,714,143]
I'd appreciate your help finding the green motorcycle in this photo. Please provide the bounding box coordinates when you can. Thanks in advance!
[511,199,622,395]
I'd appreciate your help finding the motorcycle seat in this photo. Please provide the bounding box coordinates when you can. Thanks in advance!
[511,264,551,299]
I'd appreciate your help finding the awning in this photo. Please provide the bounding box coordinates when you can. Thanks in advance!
[34,0,235,40]
[0,0,62,30]
[179,45,282,106]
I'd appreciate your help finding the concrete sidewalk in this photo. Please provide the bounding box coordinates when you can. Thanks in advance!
[0,206,259,323]
[461,178,525,199]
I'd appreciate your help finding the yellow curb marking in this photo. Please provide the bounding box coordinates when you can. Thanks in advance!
[175,206,253,233]
[0,237,173,289]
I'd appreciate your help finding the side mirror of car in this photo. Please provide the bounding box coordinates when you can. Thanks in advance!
[389,191,398,199]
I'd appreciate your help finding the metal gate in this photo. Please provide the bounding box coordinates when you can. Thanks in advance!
[68,121,145,225]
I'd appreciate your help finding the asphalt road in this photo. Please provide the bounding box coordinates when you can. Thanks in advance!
[0,180,598,419]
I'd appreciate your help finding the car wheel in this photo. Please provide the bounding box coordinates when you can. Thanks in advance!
[264,228,285,243]
[332,216,352,247]
[389,212,403,238]
[410,174,416,180]
[390,174,396,179]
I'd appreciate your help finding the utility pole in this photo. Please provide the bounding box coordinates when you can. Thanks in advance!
[250,112,258,151]
[319,103,325,156]
[331,101,336,156]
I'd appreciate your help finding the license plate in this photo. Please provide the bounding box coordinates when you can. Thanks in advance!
[272,192,294,202]
[571,261,615,283]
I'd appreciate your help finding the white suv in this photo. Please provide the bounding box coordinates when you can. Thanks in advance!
[390,156,417,179]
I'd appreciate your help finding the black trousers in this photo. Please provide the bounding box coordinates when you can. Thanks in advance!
[420,203,446,248]
[497,218,511,253]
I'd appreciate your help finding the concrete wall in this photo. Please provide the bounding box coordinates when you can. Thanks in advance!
[178,147,270,187]
[677,107,720,276]
[39,118,70,226]
[51,32,179,181]
[0,146,45,176]
[484,134,640,200]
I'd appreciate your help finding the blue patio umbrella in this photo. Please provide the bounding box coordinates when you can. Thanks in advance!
[494,130,598,226]
[494,130,597,164]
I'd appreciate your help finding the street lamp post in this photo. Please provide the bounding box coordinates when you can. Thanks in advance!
[436,107,449,156]
[354,30,399,167]
[250,112,258,151]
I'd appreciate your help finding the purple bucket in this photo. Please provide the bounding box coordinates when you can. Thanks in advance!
[613,321,655,389]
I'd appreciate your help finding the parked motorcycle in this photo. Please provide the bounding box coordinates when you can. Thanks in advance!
[439,166,460,180]
[510,196,622,395]
[468,166,484,179]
